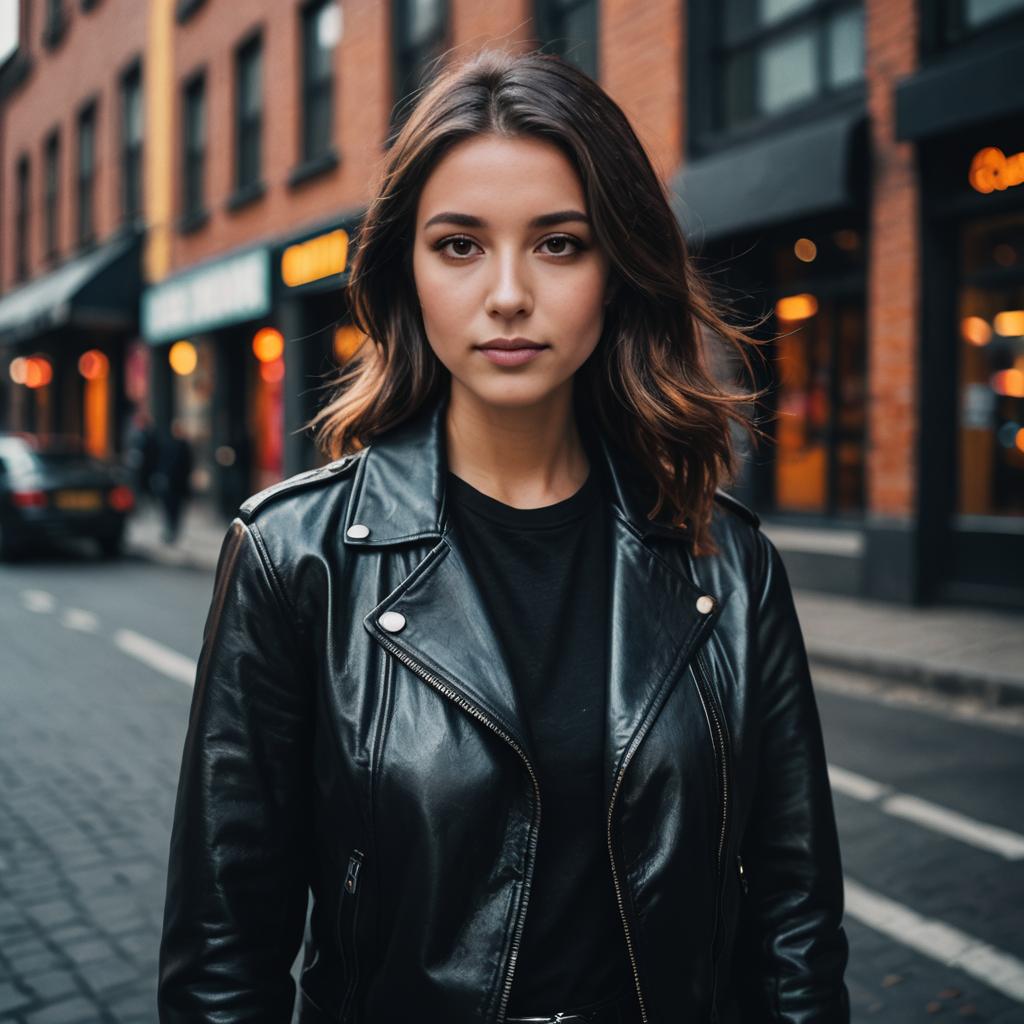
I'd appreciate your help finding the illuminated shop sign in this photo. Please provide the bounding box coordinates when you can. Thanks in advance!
[141,248,271,343]
[281,229,349,288]
[969,147,1024,194]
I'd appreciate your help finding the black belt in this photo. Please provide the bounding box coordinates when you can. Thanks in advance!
[504,987,636,1024]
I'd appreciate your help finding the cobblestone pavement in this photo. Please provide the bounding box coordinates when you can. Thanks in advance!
[1,547,1022,1022]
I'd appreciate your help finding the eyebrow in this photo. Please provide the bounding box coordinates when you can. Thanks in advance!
[422,210,591,230]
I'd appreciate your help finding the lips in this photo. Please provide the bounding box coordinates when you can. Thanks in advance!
[476,338,548,351]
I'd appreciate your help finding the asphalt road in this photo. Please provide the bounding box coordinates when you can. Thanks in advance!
[0,546,1022,1023]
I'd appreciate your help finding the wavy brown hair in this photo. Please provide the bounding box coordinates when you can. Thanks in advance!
[308,46,768,556]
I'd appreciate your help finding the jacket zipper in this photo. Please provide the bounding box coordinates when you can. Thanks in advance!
[693,649,729,1021]
[372,630,542,1024]
[338,849,365,1022]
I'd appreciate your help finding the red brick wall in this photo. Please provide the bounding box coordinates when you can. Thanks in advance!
[169,0,391,274]
[1,0,147,291]
[865,0,920,518]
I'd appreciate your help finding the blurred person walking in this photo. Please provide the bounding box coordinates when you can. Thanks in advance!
[159,48,849,1024]
[154,420,194,545]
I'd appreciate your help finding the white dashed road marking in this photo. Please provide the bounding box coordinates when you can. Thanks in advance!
[845,876,1024,1003]
[829,764,1024,860]
[113,629,197,687]
[61,608,100,633]
[20,589,56,613]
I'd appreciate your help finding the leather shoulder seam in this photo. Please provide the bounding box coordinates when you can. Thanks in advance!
[713,488,761,530]
[238,451,365,522]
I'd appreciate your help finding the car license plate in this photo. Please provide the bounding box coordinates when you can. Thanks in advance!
[55,489,102,511]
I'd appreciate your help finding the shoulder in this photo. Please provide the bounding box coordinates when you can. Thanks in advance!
[238,450,365,523]
[712,488,760,530]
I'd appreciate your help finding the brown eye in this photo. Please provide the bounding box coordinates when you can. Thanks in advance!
[539,235,583,256]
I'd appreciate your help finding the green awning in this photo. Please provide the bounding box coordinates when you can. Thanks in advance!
[0,230,141,345]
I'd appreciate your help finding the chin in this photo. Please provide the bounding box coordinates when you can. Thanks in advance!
[457,374,568,411]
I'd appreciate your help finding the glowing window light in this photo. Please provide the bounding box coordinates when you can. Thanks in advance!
[169,340,198,376]
[962,316,992,346]
[260,358,284,384]
[1017,427,1024,454]
[9,357,28,384]
[78,349,110,380]
[991,368,1024,398]
[24,356,53,389]
[775,293,818,322]
[334,324,366,363]
[794,238,817,262]
[281,229,349,288]
[969,147,1024,194]
[993,310,1024,336]
[252,327,285,363]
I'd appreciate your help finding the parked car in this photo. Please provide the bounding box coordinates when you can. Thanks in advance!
[0,433,135,560]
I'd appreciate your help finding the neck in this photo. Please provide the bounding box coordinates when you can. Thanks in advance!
[444,379,590,509]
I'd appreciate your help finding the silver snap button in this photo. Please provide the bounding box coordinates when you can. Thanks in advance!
[696,594,715,614]
[346,523,370,539]
[379,611,406,633]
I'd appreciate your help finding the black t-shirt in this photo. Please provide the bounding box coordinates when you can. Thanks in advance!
[445,458,634,1014]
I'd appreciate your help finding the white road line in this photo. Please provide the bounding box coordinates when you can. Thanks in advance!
[114,629,196,687]
[61,608,99,633]
[20,589,56,613]
[845,876,1024,1003]
[829,764,1024,861]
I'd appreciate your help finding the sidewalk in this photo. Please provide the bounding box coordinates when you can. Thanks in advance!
[126,502,1024,707]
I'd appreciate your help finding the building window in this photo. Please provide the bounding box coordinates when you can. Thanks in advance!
[76,102,97,247]
[391,0,448,125]
[931,0,1024,47]
[44,131,60,261]
[182,72,207,224]
[235,34,263,193]
[534,0,598,80]
[121,63,143,224]
[716,0,864,133]
[42,0,68,48]
[300,0,340,163]
[15,155,30,282]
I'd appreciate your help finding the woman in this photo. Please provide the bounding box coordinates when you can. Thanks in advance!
[158,48,849,1024]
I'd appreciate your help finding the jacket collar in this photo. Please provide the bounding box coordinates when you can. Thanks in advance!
[342,387,688,549]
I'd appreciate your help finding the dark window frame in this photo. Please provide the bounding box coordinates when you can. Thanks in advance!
[390,0,449,136]
[532,0,599,80]
[298,0,337,166]
[921,0,1024,57]
[233,30,264,198]
[689,0,866,156]
[42,0,69,49]
[15,154,31,282]
[181,68,208,229]
[120,60,144,225]
[76,99,98,248]
[43,129,60,262]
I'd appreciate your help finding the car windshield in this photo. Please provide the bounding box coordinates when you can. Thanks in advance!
[0,440,109,476]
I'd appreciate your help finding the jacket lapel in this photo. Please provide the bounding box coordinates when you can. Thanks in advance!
[347,389,720,793]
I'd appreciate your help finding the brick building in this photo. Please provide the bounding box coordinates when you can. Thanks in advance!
[1,0,1022,605]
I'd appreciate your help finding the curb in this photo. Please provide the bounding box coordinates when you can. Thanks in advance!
[807,644,1024,709]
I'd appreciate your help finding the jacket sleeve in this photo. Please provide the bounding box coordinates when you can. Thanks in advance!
[158,517,312,1023]
[736,530,850,1023]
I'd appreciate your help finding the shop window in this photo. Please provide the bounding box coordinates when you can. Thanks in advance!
[769,225,867,515]
[957,210,1024,519]
[15,155,30,282]
[234,34,263,194]
[534,0,598,80]
[299,0,339,165]
[76,101,97,247]
[391,0,448,133]
[717,0,863,132]
[43,131,60,262]
[930,0,1024,48]
[121,62,143,225]
[181,72,207,226]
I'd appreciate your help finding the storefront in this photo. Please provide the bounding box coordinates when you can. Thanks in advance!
[898,42,1024,605]
[0,229,142,459]
[671,106,871,595]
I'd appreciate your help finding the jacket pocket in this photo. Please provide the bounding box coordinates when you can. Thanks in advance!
[337,849,365,1023]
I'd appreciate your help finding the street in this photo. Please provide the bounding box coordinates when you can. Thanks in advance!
[1,550,1022,1023]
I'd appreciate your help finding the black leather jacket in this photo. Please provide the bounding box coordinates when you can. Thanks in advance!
[158,392,850,1024]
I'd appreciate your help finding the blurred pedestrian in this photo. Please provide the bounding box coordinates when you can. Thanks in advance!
[124,409,159,504]
[154,419,193,545]
[159,48,849,1024]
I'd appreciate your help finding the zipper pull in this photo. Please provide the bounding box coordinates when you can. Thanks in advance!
[737,854,748,895]
[344,851,363,895]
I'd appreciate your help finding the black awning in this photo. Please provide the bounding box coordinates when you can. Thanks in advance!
[0,230,141,346]
[895,37,1024,142]
[670,107,867,244]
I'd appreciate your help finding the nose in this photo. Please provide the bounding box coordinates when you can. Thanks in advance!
[484,249,533,320]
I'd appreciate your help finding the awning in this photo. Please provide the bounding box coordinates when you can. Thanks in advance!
[670,107,867,244]
[0,230,141,346]
[895,37,1024,142]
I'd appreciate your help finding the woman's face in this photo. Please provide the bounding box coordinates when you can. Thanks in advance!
[412,133,612,412]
